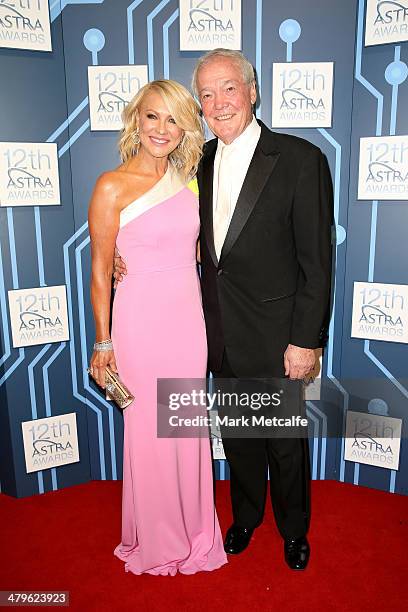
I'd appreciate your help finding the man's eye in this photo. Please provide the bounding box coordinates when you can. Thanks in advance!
[201,94,211,100]
[226,87,235,93]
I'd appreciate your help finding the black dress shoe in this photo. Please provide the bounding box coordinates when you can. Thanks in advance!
[224,524,254,554]
[284,536,310,570]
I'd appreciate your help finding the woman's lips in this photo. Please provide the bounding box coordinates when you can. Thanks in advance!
[150,136,170,145]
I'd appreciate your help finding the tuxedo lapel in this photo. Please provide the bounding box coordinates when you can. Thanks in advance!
[200,141,218,267]
[219,124,280,265]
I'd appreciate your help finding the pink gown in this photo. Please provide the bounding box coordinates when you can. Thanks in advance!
[111,166,227,576]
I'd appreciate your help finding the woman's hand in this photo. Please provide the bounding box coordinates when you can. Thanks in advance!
[89,349,118,389]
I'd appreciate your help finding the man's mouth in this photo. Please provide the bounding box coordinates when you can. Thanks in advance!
[215,114,234,121]
[150,136,170,145]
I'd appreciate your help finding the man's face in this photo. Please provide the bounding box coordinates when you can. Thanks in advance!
[196,57,257,144]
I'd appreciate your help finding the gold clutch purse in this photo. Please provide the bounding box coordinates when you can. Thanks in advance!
[88,366,134,409]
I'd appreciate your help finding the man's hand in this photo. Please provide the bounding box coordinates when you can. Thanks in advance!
[284,344,316,380]
[113,246,127,288]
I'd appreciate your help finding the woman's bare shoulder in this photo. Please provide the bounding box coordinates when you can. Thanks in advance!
[92,163,160,211]
[95,167,126,194]
[92,164,134,208]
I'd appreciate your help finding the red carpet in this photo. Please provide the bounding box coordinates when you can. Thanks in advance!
[0,480,406,611]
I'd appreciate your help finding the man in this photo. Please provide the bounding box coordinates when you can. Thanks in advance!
[115,49,333,570]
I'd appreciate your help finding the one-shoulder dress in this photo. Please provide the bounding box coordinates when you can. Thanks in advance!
[111,166,227,576]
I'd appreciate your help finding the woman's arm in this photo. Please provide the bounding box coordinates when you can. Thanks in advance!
[88,173,121,388]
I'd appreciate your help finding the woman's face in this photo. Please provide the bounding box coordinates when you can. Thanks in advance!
[137,91,183,160]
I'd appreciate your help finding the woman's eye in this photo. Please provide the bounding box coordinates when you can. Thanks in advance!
[169,118,176,124]
[147,113,157,119]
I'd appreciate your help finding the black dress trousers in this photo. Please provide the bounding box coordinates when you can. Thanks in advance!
[213,349,311,540]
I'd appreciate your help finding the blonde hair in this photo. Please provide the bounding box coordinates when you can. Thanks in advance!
[118,79,204,182]
[192,49,255,97]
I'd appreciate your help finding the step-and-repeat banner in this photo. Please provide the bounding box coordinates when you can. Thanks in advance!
[0,0,407,497]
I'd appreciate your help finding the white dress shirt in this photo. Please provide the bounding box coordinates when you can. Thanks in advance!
[212,115,261,258]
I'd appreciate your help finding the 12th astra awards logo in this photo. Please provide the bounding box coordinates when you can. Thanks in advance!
[0,142,60,207]
[21,413,80,473]
[365,0,408,46]
[344,409,402,470]
[8,285,70,348]
[351,281,408,344]
[179,0,241,51]
[272,62,333,128]
[88,65,148,131]
[0,0,52,51]
[358,136,408,200]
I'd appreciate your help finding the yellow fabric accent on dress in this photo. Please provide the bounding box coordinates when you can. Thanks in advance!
[187,177,199,196]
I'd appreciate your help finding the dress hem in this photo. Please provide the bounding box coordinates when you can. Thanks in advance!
[113,547,228,577]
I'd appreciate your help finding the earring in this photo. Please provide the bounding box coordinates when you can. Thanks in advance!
[132,130,140,155]
[132,130,140,145]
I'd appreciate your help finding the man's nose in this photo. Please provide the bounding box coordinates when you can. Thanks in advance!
[213,92,227,109]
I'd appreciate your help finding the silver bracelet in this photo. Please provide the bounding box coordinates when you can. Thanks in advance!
[94,340,113,351]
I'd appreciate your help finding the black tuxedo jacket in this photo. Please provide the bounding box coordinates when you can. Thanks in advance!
[197,119,333,378]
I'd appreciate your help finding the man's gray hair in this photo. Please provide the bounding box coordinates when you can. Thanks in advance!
[191,48,255,97]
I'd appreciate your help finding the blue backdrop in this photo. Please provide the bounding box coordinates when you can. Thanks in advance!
[0,0,407,498]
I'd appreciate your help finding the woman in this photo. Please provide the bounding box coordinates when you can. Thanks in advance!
[88,80,227,576]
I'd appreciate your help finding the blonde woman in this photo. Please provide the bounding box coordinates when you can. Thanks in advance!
[88,80,227,576]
